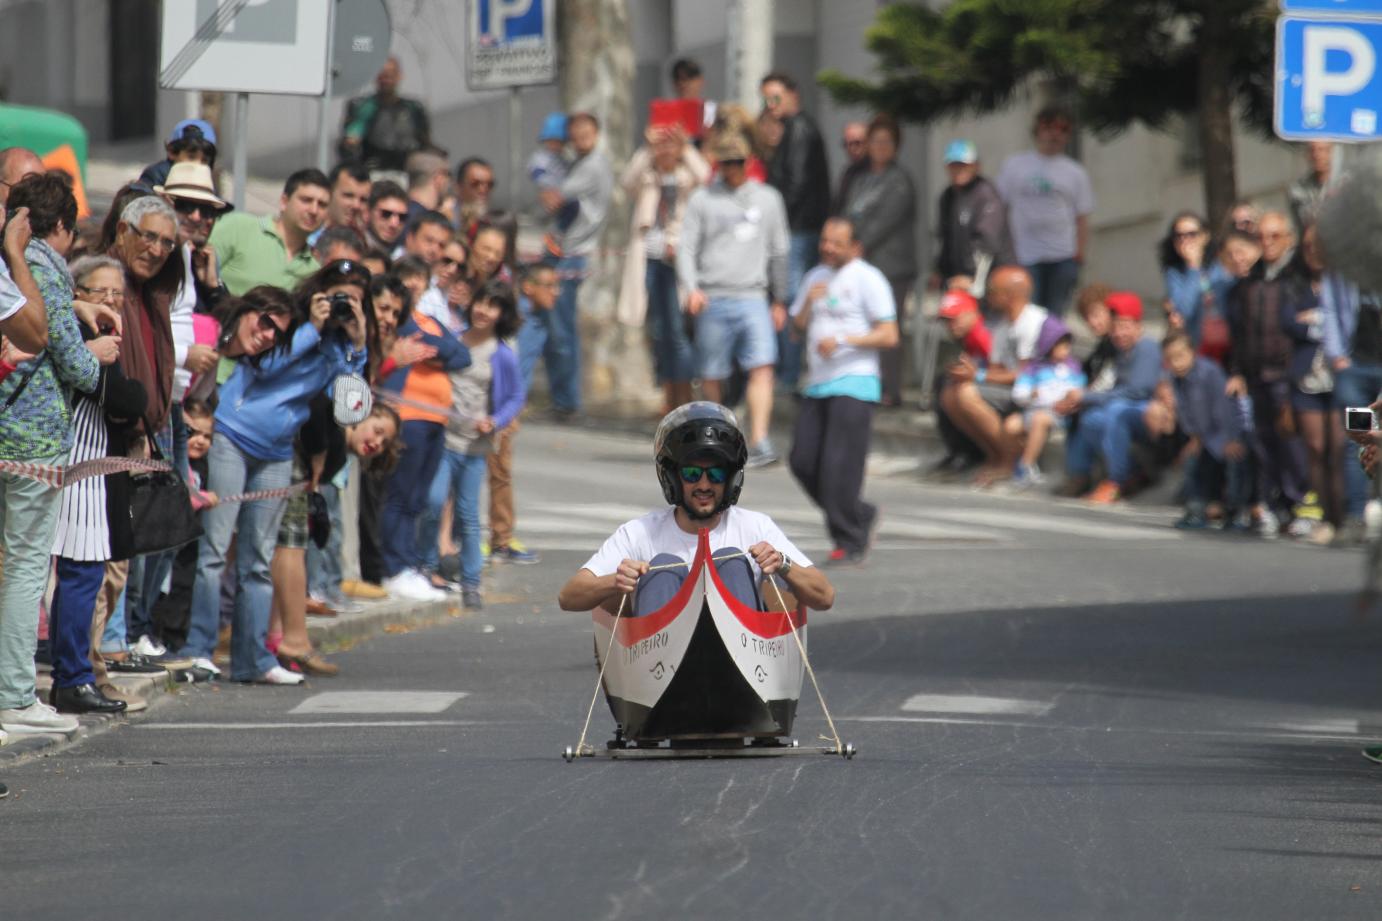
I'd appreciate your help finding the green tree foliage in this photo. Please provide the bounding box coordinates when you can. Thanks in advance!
[819,0,1277,222]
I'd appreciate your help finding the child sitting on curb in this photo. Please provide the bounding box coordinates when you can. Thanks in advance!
[1160,330,1249,530]
[1006,315,1087,487]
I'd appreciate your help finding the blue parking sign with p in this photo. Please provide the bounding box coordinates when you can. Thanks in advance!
[1277,16,1382,140]
[479,0,545,44]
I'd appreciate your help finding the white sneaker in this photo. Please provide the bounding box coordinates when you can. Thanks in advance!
[132,634,168,658]
[384,571,446,602]
[191,656,222,677]
[258,665,305,686]
[0,700,79,734]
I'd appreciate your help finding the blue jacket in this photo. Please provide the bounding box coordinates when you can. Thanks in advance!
[1080,338,1161,408]
[488,340,526,431]
[1319,271,1379,364]
[1172,357,1241,461]
[1164,262,1232,346]
[1280,278,1326,388]
[377,314,472,397]
[215,323,367,461]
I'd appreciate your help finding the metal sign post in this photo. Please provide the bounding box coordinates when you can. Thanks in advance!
[232,92,250,210]
[467,0,558,210]
[316,0,339,172]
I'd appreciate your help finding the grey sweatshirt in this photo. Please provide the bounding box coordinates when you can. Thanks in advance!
[559,149,613,257]
[677,178,789,301]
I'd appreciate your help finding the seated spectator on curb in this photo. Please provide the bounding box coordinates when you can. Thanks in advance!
[1159,330,1250,530]
[930,288,990,476]
[1074,283,1116,395]
[1005,315,1086,488]
[210,168,329,296]
[1056,291,1163,503]
[938,266,1048,486]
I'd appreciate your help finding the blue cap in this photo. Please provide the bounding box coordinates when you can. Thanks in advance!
[538,113,567,142]
[944,139,977,164]
[170,118,217,147]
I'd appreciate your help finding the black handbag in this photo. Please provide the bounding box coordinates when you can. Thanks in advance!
[127,439,203,556]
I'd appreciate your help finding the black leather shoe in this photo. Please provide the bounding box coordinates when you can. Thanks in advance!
[49,683,127,715]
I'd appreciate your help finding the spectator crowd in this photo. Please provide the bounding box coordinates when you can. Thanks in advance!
[0,51,1371,794]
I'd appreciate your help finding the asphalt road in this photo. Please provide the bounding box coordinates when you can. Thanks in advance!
[5,422,1381,920]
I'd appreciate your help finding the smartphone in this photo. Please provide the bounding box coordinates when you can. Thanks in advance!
[1345,407,1379,432]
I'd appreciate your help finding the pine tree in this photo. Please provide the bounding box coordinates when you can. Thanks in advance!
[818,0,1276,226]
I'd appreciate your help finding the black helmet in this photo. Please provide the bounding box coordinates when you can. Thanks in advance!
[653,402,747,512]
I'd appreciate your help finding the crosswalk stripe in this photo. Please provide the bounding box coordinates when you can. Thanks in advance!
[922,508,1178,541]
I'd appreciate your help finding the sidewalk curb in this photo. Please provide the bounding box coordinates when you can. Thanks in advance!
[0,671,175,769]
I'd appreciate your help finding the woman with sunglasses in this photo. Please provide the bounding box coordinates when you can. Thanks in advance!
[1159,211,1233,351]
[176,260,370,685]
[558,402,834,619]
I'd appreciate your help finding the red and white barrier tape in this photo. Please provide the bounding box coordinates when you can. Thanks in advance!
[0,456,171,489]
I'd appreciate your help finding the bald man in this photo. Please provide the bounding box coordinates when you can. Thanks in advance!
[832,122,869,214]
[339,57,432,172]
[0,148,44,208]
[938,266,1049,486]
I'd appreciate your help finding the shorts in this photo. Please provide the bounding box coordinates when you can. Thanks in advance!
[1290,387,1333,414]
[976,382,1017,416]
[276,457,310,550]
[1023,406,1067,430]
[696,295,777,381]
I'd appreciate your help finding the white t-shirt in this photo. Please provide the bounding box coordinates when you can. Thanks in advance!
[416,284,463,337]
[789,258,897,390]
[582,506,812,584]
[0,260,27,322]
[995,150,1095,264]
[988,303,1048,370]
[170,246,199,401]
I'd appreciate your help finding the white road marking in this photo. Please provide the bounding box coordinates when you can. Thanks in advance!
[1264,718,1360,736]
[133,720,484,731]
[289,691,467,715]
[923,508,1179,540]
[840,715,1371,743]
[901,693,1054,716]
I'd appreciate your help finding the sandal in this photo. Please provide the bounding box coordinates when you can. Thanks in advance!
[276,650,340,677]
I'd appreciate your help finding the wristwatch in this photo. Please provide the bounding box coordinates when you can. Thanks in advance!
[777,553,793,578]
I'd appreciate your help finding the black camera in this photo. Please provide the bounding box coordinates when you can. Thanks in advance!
[328,292,355,325]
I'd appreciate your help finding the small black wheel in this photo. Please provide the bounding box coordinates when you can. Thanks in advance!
[562,746,576,763]
[842,742,856,760]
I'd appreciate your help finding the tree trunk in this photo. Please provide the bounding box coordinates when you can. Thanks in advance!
[558,0,657,415]
[1197,10,1238,230]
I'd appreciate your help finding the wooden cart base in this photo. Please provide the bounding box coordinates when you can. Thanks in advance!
[563,740,856,761]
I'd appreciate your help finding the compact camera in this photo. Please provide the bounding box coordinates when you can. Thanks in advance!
[1345,406,1379,432]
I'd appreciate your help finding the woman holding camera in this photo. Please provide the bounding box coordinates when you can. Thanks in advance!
[176,260,370,685]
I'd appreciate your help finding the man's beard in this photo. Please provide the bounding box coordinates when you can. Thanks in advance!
[684,499,718,521]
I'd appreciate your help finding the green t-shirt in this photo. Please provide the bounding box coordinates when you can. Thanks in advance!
[209,212,319,296]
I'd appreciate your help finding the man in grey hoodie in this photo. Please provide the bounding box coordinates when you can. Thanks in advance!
[678,133,790,467]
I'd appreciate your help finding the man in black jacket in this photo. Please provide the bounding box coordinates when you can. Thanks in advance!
[932,139,1011,290]
[762,72,829,387]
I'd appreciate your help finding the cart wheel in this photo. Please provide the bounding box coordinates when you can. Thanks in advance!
[790,739,799,749]
[842,742,856,760]
[563,746,576,763]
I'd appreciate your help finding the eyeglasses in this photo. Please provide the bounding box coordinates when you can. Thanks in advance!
[131,227,178,253]
[255,311,281,332]
[376,208,407,223]
[843,139,865,149]
[1173,229,1203,240]
[1260,231,1288,241]
[438,256,461,267]
[75,285,125,303]
[467,178,494,189]
[680,464,728,485]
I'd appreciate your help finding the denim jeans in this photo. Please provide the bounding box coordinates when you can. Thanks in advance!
[101,587,128,654]
[542,254,587,412]
[634,548,763,616]
[1183,448,1251,514]
[1334,363,1382,519]
[178,436,291,681]
[0,450,65,709]
[420,449,488,587]
[1065,398,1149,484]
[776,232,818,387]
[125,548,175,645]
[50,558,105,688]
[306,482,344,603]
[381,420,446,578]
[1026,258,1081,316]
[645,259,696,384]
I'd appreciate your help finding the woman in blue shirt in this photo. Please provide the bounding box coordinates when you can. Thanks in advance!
[1161,211,1231,350]
[178,260,371,685]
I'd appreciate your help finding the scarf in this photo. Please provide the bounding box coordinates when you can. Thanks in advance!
[110,248,175,438]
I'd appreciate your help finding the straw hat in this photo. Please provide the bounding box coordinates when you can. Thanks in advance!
[154,162,230,211]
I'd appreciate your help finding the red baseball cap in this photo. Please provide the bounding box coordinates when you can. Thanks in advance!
[1105,291,1143,321]
[938,290,979,319]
